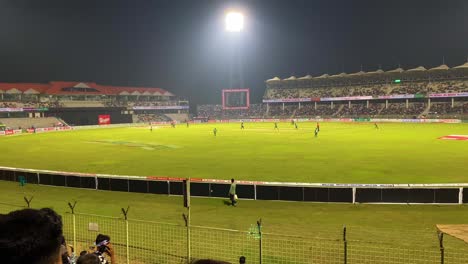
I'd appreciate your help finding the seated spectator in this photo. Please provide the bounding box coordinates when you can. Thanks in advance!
[0,208,64,264]
[93,234,116,264]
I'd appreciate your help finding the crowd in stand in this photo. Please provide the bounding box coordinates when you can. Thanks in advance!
[427,102,468,117]
[268,104,296,117]
[0,100,61,108]
[264,80,468,100]
[295,104,336,117]
[136,113,171,123]
[196,101,468,119]
[105,100,179,108]
[197,104,266,119]
[338,103,381,117]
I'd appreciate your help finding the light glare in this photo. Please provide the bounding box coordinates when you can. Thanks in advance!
[225,12,244,32]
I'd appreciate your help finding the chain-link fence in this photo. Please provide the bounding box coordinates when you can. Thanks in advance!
[2,201,468,264]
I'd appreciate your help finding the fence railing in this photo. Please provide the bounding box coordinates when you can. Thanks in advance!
[1,200,468,264]
[2,167,468,205]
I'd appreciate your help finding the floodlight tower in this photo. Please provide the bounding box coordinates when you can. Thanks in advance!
[225,11,245,89]
[225,11,244,32]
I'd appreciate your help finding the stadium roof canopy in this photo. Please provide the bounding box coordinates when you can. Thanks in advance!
[330,72,347,77]
[386,67,405,73]
[0,81,173,96]
[266,77,281,83]
[265,63,468,84]
[349,71,365,76]
[6,88,21,94]
[315,74,329,78]
[298,75,313,80]
[23,88,41,94]
[284,76,297,81]
[429,64,450,71]
[366,69,384,74]
[454,62,468,69]
[407,66,427,72]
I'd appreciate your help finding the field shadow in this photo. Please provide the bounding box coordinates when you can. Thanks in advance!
[222,200,231,206]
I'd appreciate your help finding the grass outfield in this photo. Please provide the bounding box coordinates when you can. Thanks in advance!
[1,180,468,263]
[0,122,467,183]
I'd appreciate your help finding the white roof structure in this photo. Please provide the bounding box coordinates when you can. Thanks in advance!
[349,71,365,76]
[298,75,313,80]
[131,91,141,96]
[266,77,281,83]
[429,64,450,71]
[284,76,297,81]
[386,67,405,73]
[142,91,152,96]
[330,72,347,78]
[407,66,427,72]
[453,62,468,69]
[74,82,90,88]
[6,88,21,94]
[163,91,174,96]
[119,91,130,95]
[23,88,40,94]
[366,69,385,74]
[315,74,329,79]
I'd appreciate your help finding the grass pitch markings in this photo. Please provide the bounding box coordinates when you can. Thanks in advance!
[87,140,180,150]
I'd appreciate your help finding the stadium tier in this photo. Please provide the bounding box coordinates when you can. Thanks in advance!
[0,81,188,126]
[197,63,468,119]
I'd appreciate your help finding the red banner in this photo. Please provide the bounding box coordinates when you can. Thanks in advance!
[98,115,111,125]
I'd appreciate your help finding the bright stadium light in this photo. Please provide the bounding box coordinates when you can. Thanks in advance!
[225,12,244,32]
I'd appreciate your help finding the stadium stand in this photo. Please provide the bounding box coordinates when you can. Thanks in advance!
[0,81,186,125]
[0,117,64,130]
[197,104,266,119]
[196,63,468,119]
[134,113,172,123]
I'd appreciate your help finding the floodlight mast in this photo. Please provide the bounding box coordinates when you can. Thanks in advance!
[224,11,245,90]
[225,12,244,32]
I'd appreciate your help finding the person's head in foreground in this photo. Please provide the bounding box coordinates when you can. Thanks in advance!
[76,253,101,264]
[0,208,64,264]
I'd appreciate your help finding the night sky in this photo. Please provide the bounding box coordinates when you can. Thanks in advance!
[0,0,467,105]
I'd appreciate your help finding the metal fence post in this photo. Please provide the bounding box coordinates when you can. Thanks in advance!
[438,232,444,264]
[343,226,347,264]
[68,201,77,252]
[258,219,262,264]
[183,178,191,263]
[23,196,33,208]
[121,207,130,264]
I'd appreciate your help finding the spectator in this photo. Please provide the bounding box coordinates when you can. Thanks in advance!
[0,208,64,264]
[239,256,246,263]
[93,234,116,264]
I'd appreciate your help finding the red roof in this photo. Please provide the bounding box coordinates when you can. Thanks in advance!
[0,81,173,96]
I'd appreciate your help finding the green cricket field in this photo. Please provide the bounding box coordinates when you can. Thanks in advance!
[0,122,467,183]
